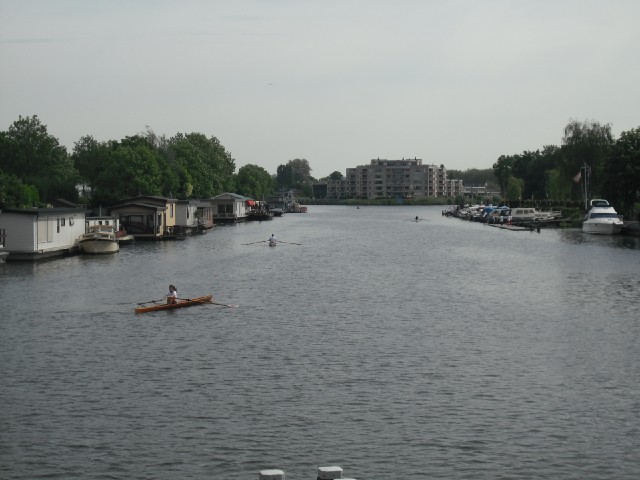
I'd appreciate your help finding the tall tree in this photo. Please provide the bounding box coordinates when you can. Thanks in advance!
[602,126,640,218]
[72,135,111,203]
[492,155,513,197]
[289,158,311,182]
[92,136,163,205]
[562,119,613,201]
[0,115,78,203]
[167,133,236,198]
[276,163,294,189]
[236,164,274,199]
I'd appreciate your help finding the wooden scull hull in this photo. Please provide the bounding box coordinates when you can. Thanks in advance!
[135,295,213,314]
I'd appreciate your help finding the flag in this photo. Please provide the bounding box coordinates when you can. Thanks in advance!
[573,171,582,183]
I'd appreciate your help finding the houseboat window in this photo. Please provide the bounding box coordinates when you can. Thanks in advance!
[170,204,174,218]
[57,218,60,233]
[69,217,74,225]
[61,218,66,227]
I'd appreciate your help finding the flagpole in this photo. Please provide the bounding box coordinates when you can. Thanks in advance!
[582,162,588,209]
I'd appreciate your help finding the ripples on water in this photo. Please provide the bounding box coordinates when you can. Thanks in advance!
[1,206,639,479]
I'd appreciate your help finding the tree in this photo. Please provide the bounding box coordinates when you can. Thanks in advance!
[0,170,40,208]
[289,158,311,182]
[276,163,294,189]
[92,137,163,205]
[529,145,563,201]
[447,168,497,188]
[545,168,570,203]
[492,155,513,197]
[236,164,274,199]
[329,171,343,181]
[276,158,312,189]
[0,115,78,203]
[166,133,236,198]
[505,176,525,203]
[562,119,613,200]
[602,127,640,218]
[72,135,111,204]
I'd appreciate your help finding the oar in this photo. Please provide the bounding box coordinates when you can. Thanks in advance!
[137,298,164,306]
[242,240,267,245]
[209,301,238,308]
[278,241,302,245]
[182,297,239,308]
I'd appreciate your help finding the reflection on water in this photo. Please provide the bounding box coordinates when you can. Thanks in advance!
[559,228,640,249]
[1,206,639,480]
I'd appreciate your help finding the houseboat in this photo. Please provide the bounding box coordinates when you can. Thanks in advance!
[109,195,178,240]
[208,192,251,223]
[195,198,216,230]
[175,199,203,235]
[0,207,88,260]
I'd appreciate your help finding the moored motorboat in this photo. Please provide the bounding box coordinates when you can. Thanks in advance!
[115,228,135,245]
[135,294,213,314]
[78,225,119,254]
[582,199,624,235]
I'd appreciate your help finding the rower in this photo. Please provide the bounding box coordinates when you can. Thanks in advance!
[166,284,178,304]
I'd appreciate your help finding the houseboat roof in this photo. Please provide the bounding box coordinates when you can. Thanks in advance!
[118,195,177,204]
[208,192,253,202]
[109,202,166,211]
[0,207,89,216]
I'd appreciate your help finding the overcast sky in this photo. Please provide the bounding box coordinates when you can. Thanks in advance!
[1,0,638,178]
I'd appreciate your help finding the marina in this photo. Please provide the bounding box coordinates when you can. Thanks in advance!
[1,205,639,479]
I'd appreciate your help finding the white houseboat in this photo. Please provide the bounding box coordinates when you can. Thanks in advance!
[0,207,88,260]
[175,199,202,234]
[208,192,251,223]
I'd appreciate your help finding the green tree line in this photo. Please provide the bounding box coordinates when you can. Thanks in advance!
[492,120,640,218]
[0,115,280,208]
[2,116,638,218]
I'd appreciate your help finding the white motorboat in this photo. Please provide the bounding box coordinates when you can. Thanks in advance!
[582,199,623,235]
[78,225,120,254]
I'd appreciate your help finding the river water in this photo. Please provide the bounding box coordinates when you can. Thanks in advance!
[1,205,639,480]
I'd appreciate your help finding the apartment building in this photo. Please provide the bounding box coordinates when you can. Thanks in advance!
[446,178,464,198]
[327,158,453,199]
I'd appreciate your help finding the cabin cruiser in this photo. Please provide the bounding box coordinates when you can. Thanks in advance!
[582,199,623,235]
[509,207,561,222]
[78,224,120,254]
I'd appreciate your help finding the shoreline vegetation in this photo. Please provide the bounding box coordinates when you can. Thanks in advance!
[1,115,638,222]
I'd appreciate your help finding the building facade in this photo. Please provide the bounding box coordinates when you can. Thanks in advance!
[327,158,455,199]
